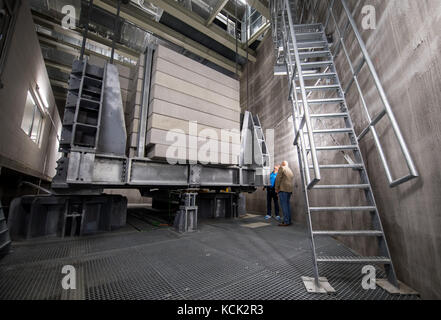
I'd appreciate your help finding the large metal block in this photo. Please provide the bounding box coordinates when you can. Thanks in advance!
[148,99,240,131]
[154,57,239,101]
[155,45,239,90]
[147,114,241,142]
[151,71,240,112]
[150,85,240,122]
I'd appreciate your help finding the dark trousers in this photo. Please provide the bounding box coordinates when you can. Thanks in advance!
[279,192,292,224]
[266,187,280,216]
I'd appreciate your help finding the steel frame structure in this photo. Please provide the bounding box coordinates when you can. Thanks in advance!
[269,0,419,292]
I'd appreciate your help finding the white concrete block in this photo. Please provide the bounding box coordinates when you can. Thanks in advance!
[148,99,240,131]
[155,44,239,91]
[146,128,241,154]
[151,71,240,112]
[147,144,239,165]
[154,57,239,101]
[147,114,241,143]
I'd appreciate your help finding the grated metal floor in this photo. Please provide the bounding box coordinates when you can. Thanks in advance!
[0,214,418,300]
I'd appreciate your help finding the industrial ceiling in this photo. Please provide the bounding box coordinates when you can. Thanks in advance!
[29,0,271,114]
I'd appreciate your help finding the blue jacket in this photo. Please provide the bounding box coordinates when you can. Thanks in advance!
[270,172,278,188]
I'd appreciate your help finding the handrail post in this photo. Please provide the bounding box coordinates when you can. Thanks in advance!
[340,0,419,181]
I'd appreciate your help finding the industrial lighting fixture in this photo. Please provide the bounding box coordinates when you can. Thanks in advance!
[35,84,48,110]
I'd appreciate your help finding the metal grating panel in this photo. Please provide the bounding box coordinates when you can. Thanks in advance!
[0,215,419,300]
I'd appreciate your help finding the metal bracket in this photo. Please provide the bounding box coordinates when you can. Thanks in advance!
[302,276,336,294]
[376,279,419,296]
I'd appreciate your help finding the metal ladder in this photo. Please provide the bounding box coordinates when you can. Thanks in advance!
[271,0,400,290]
[252,115,271,168]
[59,58,106,152]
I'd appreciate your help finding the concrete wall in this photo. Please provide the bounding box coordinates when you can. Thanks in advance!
[240,34,305,222]
[242,0,441,299]
[0,1,61,181]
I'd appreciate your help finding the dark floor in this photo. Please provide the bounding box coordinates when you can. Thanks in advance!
[0,213,418,300]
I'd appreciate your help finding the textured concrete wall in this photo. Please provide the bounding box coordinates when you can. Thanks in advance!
[0,2,61,180]
[242,0,441,299]
[240,35,306,222]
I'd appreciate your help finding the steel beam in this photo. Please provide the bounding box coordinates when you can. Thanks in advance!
[37,34,134,68]
[206,0,229,26]
[50,79,68,90]
[32,12,139,61]
[134,0,256,62]
[247,0,270,19]
[94,0,242,75]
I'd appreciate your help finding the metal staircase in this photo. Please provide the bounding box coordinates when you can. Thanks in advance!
[252,114,271,168]
[269,0,419,292]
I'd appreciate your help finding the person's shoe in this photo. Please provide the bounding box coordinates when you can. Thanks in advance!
[264,215,271,220]
[275,216,281,221]
[278,223,289,227]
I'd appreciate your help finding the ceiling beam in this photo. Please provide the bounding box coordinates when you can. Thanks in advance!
[94,0,242,75]
[32,11,140,61]
[50,79,68,90]
[44,60,72,74]
[206,0,229,26]
[247,0,270,20]
[140,0,256,62]
[37,33,135,69]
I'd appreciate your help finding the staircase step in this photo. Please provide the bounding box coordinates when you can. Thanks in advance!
[300,61,334,70]
[293,23,323,32]
[296,72,337,80]
[295,31,324,40]
[307,145,358,151]
[274,65,287,76]
[308,128,353,134]
[312,184,370,189]
[313,230,383,236]
[309,113,349,119]
[316,256,391,264]
[297,98,345,105]
[298,50,331,59]
[0,228,8,235]
[309,164,364,169]
[310,206,376,212]
[297,85,341,92]
[297,41,328,49]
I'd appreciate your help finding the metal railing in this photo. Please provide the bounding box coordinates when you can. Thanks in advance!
[287,0,418,188]
[272,0,322,189]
